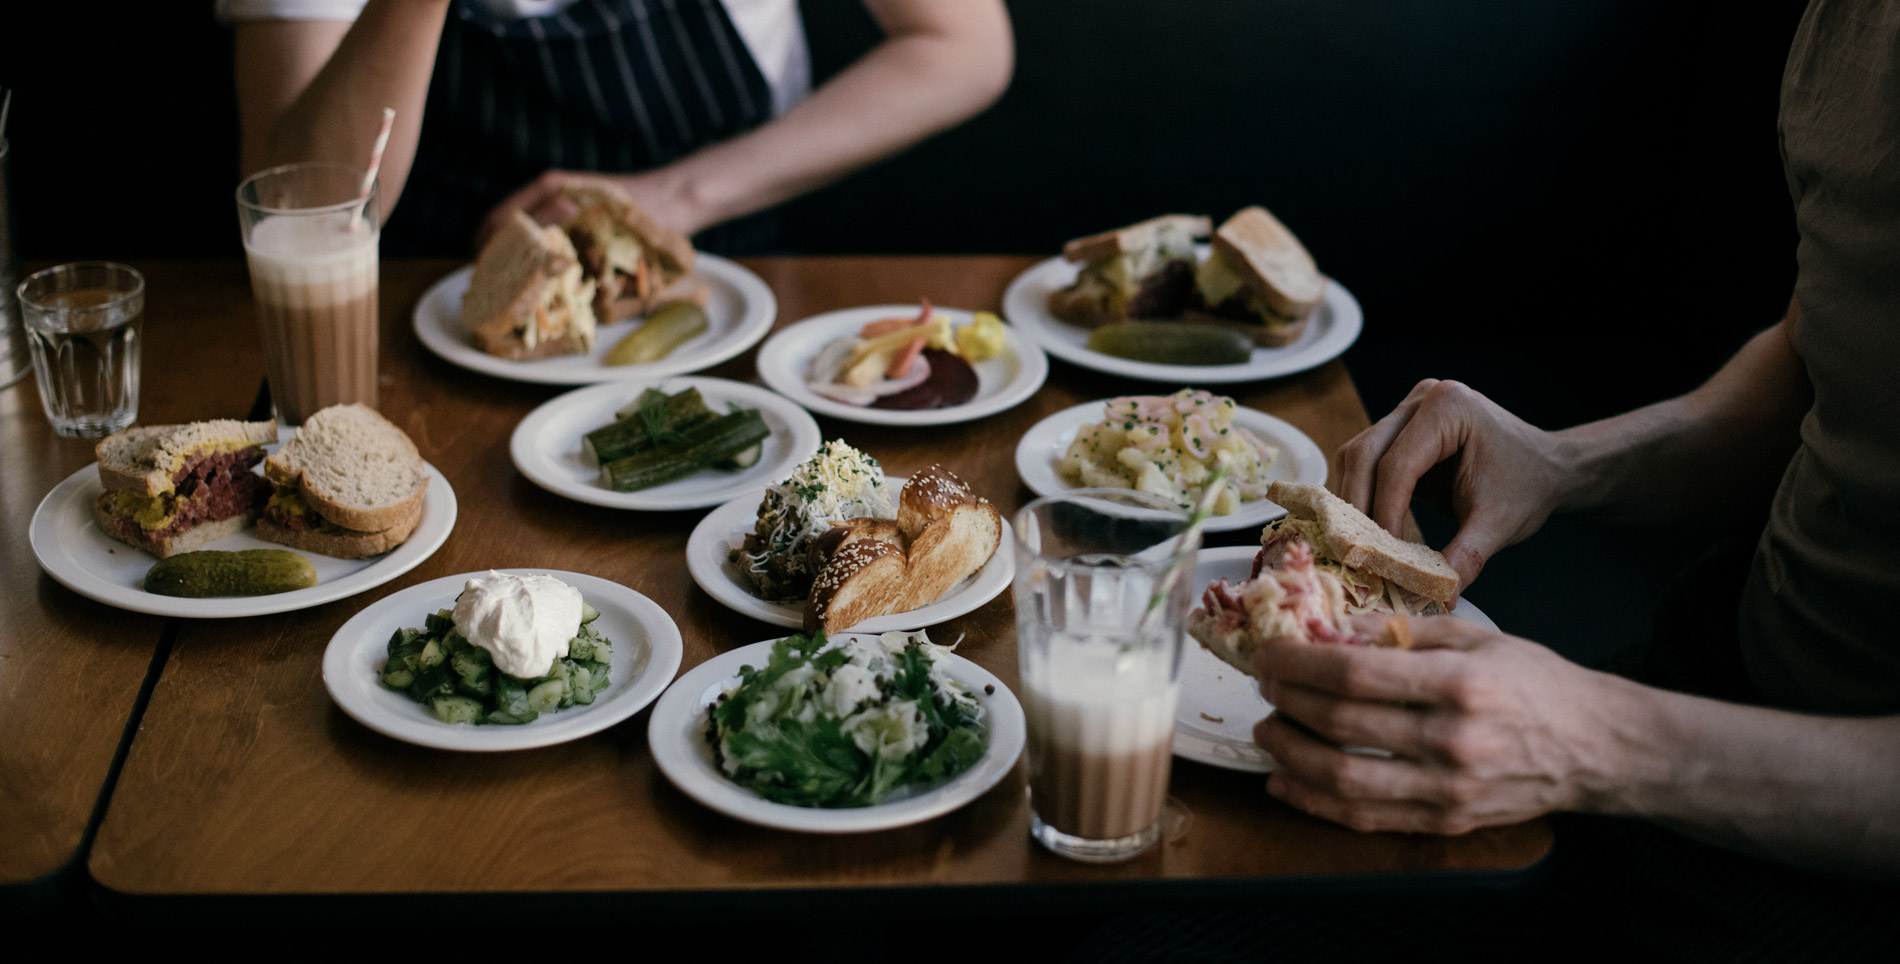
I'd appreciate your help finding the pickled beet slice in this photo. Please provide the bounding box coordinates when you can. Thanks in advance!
[872,349,979,410]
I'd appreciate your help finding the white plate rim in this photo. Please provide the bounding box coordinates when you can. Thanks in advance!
[508,376,823,511]
[320,569,684,752]
[684,475,1014,631]
[753,304,1049,426]
[411,255,778,385]
[1012,399,1329,533]
[1001,253,1363,384]
[646,635,1025,832]
[1172,545,1499,773]
[29,456,457,619]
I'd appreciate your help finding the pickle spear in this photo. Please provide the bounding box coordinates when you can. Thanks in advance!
[1087,321,1253,366]
[605,301,710,366]
[145,549,319,598]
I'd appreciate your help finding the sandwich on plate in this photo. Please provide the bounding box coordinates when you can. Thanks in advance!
[1189,481,1458,675]
[563,184,703,324]
[92,418,278,558]
[1047,213,1212,327]
[256,404,428,559]
[1192,205,1325,347]
[462,210,599,360]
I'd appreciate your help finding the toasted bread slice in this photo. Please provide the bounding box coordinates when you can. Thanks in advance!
[899,501,1001,611]
[91,505,251,560]
[1266,481,1459,607]
[1209,206,1324,323]
[464,211,598,360]
[255,503,421,560]
[1061,214,1211,264]
[264,404,427,535]
[95,420,277,497]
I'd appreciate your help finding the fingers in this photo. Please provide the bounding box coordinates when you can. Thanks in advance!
[1260,679,1434,757]
[1369,388,1470,536]
[1342,613,1491,653]
[1266,772,1484,835]
[1255,632,1469,703]
[476,170,569,250]
[1253,712,1441,804]
[1336,379,1437,513]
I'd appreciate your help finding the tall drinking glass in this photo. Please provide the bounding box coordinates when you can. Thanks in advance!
[235,162,379,426]
[1013,489,1200,862]
[17,262,144,437]
[0,136,28,389]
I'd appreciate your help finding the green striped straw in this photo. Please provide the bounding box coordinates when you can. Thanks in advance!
[1134,462,1230,643]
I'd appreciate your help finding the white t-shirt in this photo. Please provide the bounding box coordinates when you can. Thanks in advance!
[218,0,811,117]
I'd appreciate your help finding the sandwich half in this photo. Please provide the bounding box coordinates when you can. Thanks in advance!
[463,210,599,360]
[1048,213,1212,327]
[91,419,278,558]
[1188,481,1457,675]
[563,184,702,324]
[1193,206,1325,347]
[255,404,428,559]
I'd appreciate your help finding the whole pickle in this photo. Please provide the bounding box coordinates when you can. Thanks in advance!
[1087,321,1253,366]
[605,301,711,366]
[145,549,319,598]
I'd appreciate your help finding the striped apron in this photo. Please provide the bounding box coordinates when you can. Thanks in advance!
[384,0,777,257]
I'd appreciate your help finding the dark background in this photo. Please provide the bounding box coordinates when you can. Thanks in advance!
[2,0,1810,662]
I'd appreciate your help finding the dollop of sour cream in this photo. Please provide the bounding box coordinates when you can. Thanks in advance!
[451,571,584,679]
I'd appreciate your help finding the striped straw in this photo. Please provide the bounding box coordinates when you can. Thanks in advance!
[353,107,396,229]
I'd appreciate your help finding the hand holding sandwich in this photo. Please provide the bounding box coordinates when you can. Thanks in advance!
[1251,613,1626,835]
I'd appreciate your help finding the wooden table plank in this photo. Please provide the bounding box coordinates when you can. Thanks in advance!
[1,262,267,888]
[89,258,1550,900]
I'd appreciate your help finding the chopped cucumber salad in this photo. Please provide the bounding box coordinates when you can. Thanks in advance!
[708,630,988,808]
[379,605,612,725]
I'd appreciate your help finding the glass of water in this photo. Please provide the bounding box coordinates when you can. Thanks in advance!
[17,262,145,437]
[1013,489,1200,863]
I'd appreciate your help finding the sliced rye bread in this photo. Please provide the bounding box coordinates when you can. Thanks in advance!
[264,404,427,534]
[90,506,250,559]
[1211,206,1325,322]
[1266,481,1459,606]
[1061,213,1211,264]
[95,419,278,496]
[255,502,421,560]
[463,211,596,360]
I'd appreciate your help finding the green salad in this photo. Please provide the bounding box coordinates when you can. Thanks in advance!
[379,606,612,725]
[707,630,988,807]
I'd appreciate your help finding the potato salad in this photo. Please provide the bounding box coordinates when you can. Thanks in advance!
[1058,389,1277,514]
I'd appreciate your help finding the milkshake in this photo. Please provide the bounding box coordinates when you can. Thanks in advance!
[237,163,379,426]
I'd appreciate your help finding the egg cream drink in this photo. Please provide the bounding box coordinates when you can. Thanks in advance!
[237,163,379,426]
[1013,488,1198,863]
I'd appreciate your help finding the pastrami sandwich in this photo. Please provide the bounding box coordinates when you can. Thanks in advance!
[1188,481,1457,675]
[1193,206,1325,347]
[1048,213,1212,327]
[91,419,278,558]
[463,210,599,360]
[563,183,702,324]
[256,404,427,559]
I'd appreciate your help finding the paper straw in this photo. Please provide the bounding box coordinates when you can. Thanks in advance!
[1134,461,1231,644]
[353,107,395,229]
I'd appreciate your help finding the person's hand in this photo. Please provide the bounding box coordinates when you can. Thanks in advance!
[475,168,699,251]
[1336,379,1574,591]
[1250,615,1622,834]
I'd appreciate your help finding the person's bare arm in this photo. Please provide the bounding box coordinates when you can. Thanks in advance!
[234,0,451,219]
[1338,304,1810,587]
[479,0,1013,244]
[1251,616,1900,878]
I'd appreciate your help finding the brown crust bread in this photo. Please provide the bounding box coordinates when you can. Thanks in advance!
[898,501,1001,612]
[805,540,907,634]
[94,421,278,497]
[805,517,904,577]
[474,328,591,362]
[1210,206,1325,322]
[90,502,251,559]
[463,211,592,359]
[897,464,976,541]
[562,183,696,275]
[1266,480,1460,607]
[1061,214,1211,264]
[255,509,420,560]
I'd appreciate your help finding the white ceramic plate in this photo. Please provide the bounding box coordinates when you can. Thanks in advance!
[647,635,1025,832]
[1001,251,1363,384]
[509,377,822,511]
[322,569,683,752]
[685,476,1014,632]
[1014,399,1328,534]
[1172,546,1499,773]
[754,304,1049,426]
[29,432,457,619]
[412,255,777,385]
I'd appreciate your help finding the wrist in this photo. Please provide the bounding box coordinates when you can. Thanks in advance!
[1568,670,1675,816]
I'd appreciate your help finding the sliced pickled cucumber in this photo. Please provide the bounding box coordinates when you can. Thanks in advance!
[144,549,318,598]
[604,301,710,366]
[1086,321,1253,366]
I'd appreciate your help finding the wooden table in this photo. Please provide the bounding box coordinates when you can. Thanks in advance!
[36,258,1548,913]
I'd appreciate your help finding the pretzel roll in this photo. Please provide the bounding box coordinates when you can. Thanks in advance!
[805,539,908,634]
[898,464,976,541]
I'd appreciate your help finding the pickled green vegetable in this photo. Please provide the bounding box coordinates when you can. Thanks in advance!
[604,301,710,366]
[1086,321,1253,366]
[600,409,770,492]
[377,607,613,726]
[144,549,318,598]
